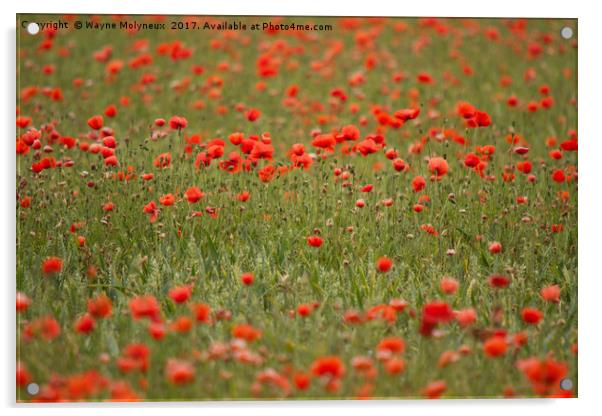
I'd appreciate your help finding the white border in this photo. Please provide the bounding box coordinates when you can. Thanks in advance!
[2,1,600,415]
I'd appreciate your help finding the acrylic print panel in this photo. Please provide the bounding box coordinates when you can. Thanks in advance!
[15,14,577,402]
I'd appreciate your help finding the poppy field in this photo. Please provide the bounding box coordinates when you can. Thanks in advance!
[15,15,578,402]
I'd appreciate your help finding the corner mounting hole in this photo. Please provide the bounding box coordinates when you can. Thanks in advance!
[560,378,573,391]
[26,22,40,35]
[26,382,39,395]
[561,26,573,40]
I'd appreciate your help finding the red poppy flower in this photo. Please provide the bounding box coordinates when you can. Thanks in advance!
[420,301,454,336]
[16,362,31,387]
[297,303,312,317]
[153,152,172,168]
[184,187,205,203]
[454,308,477,327]
[540,284,561,303]
[143,201,159,223]
[423,380,446,399]
[87,294,113,318]
[129,295,161,321]
[489,274,510,288]
[168,115,187,130]
[231,324,261,342]
[87,115,103,130]
[237,191,250,202]
[377,337,405,355]
[440,277,459,295]
[168,285,192,304]
[488,241,502,254]
[191,303,212,323]
[258,165,276,182]
[521,307,543,324]
[394,108,420,121]
[307,235,323,247]
[241,272,254,286]
[428,157,449,177]
[294,372,311,390]
[552,169,565,183]
[483,336,508,357]
[312,133,336,151]
[516,357,568,396]
[246,108,261,122]
[392,158,407,172]
[412,176,426,192]
[165,359,195,385]
[464,153,480,167]
[16,292,31,312]
[42,256,63,276]
[376,256,393,273]
[311,356,346,379]
[75,313,96,334]
[159,193,175,206]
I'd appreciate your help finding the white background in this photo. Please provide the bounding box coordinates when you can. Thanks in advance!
[2,1,599,415]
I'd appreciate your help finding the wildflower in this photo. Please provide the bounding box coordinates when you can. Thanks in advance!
[423,380,447,399]
[363,302,397,323]
[377,337,405,355]
[42,256,63,276]
[24,316,61,341]
[376,256,393,273]
[385,358,406,375]
[87,294,113,318]
[168,285,192,304]
[232,324,261,342]
[168,115,187,130]
[454,308,477,327]
[184,187,204,203]
[143,201,159,223]
[159,193,175,206]
[552,169,565,183]
[540,285,561,303]
[16,292,31,312]
[488,241,502,254]
[464,153,480,167]
[394,108,420,121]
[241,272,254,286]
[307,235,323,247]
[117,343,150,373]
[392,158,407,172]
[87,115,103,130]
[311,356,346,379]
[297,303,312,317]
[294,372,311,390]
[428,157,449,178]
[516,357,568,396]
[191,303,211,323]
[440,277,459,295]
[483,336,508,357]
[164,359,195,384]
[153,152,172,168]
[412,176,426,192]
[521,307,543,324]
[237,191,250,202]
[75,313,96,334]
[16,362,31,387]
[246,108,261,122]
[129,295,161,321]
[171,316,193,333]
[420,301,454,336]
[258,165,276,182]
[489,274,510,288]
